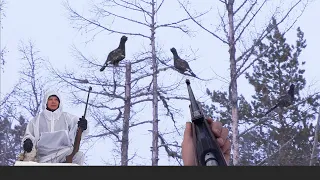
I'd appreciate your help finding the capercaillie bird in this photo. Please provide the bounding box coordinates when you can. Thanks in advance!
[170,47,197,77]
[264,84,295,116]
[100,35,128,72]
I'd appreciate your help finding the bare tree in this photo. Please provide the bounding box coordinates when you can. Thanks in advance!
[0,40,50,165]
[11,40,51,119]
[53,0,210,165]
[1,40,49,121]
[178,0,309,165]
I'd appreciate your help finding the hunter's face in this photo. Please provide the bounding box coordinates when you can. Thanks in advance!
[47,96,59,111]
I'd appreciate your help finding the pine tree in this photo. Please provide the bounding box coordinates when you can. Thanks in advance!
[204,18,320,165]
[0,115,27,166]
[243,18,320,165]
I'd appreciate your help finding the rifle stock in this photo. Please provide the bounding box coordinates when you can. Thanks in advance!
[65,127,83,163]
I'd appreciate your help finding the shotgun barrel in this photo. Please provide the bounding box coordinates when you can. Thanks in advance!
[185,79,227,166]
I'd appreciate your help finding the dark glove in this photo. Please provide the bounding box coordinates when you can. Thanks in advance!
[23,139,33,153]
[78,116,87,131]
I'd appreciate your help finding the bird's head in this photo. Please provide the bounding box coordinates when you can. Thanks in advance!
[170,48,177,55]
[290,84,294,90]
[288,84,295,99]
[121,36,128,42]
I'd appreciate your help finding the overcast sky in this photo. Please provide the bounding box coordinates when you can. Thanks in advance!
[1,0,320,165]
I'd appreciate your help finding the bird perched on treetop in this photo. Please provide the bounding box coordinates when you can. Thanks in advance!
[100,35,128,72]
[264,84,295,116]
[170,47,197,77]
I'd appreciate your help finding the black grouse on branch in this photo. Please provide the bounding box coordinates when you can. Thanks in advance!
[100,35,128,72]
[264,84,295,116]
[170,47,196,77]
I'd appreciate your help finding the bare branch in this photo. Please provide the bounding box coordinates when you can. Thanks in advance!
[156,10,208,29]
[282,1,308,36]
[217,7,229,40]
[236,46,271,79]
[158,133,183,166]
[234,0,248,15]
[178,0,228,44]
[235,0,267,43]
[157,91,181,135]
[158,133,182,159]
[116,0,152,15]
[155,0,165,13]
[234,0,258,34]
[88,121,152,138]
[93,4,149,27]
[63,1,149,38]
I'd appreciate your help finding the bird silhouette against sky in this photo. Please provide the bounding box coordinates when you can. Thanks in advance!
[170,47,197,77]
[100,35,128,72]
[264,84,295,116]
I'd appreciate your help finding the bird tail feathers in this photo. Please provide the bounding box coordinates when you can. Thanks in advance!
[100,64,107,72]
[189,70,197,77]
[264,105,278,116]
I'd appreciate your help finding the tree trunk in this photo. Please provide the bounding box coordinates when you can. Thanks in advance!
[150,0,159,166]
[121,63,131,166]
[227,0,240,165]
[310,107,320,166]
[277,110,286,165]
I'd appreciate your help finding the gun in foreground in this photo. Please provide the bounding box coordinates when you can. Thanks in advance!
[185,79,227,166]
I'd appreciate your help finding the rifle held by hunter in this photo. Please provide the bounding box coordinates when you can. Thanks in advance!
[65,86,92,163]
[186,79,227,166]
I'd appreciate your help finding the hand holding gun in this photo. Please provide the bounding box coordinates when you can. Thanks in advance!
[184,79,228,166]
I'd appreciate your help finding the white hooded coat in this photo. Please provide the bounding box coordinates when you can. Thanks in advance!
[22,90,89,163]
